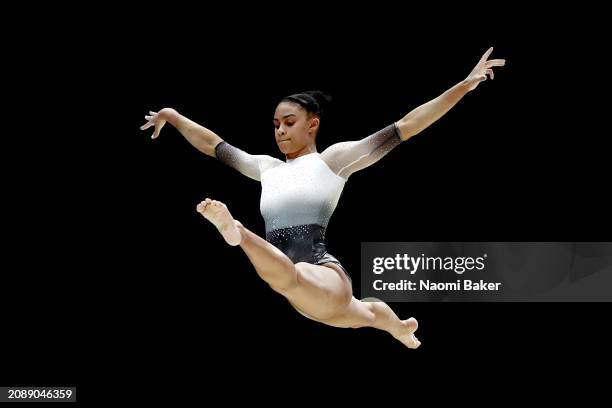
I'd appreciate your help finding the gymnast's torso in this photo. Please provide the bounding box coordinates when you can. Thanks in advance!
[259,152,346,264]
[214,123,403,268]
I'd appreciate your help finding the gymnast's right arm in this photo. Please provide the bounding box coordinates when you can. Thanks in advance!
[142,108,280,181]
[141,108,222,157]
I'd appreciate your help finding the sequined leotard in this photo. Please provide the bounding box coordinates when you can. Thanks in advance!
[214,123,404,276]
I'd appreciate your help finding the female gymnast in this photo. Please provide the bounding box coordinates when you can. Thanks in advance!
[141,47,505,349]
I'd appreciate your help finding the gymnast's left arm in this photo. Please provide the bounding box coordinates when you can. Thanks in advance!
[396,47,506,141]
[321,47,505,179]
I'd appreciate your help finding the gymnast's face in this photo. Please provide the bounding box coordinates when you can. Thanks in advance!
[273,102,320,155]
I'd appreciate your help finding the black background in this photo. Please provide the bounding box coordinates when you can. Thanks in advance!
[2,4,610,404]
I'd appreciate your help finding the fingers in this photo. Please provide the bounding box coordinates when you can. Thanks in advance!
[480,46,494,62]
[141,111,157,131]
[152,121,166,139]
[140,121,153,130]
[486,59,505,68]
[486,69,494,80]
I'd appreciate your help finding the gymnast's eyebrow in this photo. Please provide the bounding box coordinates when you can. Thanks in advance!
[274,114,297,121]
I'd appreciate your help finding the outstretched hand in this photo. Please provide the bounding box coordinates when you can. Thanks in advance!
[465,47,506,91]
[140,110,167,139]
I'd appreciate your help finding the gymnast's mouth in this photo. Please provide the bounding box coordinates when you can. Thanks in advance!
[278,139,291,142]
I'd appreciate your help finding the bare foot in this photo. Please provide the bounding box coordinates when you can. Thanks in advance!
[394,318,421,349]
[362,300,421,350]
[196,198,242,246]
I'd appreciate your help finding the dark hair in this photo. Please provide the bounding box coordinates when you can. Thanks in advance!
[281,90,332,119]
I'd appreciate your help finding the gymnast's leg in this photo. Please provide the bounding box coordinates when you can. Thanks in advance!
[196,198,351,319]
[196,198,419,349]
[317,295,421,349]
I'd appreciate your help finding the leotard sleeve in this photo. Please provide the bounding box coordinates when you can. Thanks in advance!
[214,141,282,181]
[320,123,403,179]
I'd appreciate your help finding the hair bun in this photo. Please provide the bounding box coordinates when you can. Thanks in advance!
[304,90,332,108]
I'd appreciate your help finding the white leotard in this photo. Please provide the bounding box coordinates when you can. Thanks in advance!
[259,153,346,231]
[214,123,403,234]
